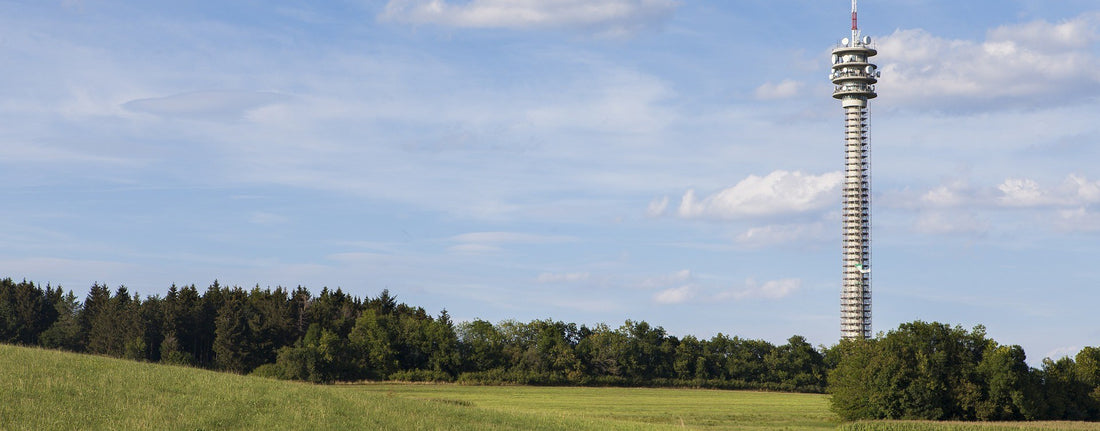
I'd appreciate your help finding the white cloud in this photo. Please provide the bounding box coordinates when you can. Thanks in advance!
[1055,208,1100,232]
[536,272,591,283]
[716,278,801,301]
[380,0,678,37]
[678,171,842,220]
[888,175,1100,234]
[646,196,669,217]
[997,175,1100,208]
[754,79,802,100]
[988,14,1100,52]
[1044,345,1084,361]
[1065,174,1100,202]
[653,284,695,304]
[998,178,1050,207]
[888,175,1100,210]
[875,12,1100,110]
[920,180,973,207]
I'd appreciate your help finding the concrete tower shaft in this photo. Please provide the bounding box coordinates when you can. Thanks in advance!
[831,26,878,340]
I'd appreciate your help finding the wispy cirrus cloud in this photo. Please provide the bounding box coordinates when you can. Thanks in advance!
[379,0,679,37]
[736,222,832,247]
[536,272,591,283]
[452,231,577,244]
[639,269,692,289]
[123,91,290,122]
[449,231,578,254]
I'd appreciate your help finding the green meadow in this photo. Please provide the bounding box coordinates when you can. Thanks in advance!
[349,383,837,430]
[0,344,835,430]
[5,344,1100,430]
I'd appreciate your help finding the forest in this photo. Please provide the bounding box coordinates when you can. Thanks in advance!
[1,277,1097,422]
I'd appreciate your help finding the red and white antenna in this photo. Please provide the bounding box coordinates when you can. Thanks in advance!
[851,0,860,42]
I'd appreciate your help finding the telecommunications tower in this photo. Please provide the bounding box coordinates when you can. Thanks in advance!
[830,0,879,340]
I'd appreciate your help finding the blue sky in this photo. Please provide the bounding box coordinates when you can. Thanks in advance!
[2,0,1099,364]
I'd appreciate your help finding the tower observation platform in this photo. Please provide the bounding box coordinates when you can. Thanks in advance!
[831,0,879,340]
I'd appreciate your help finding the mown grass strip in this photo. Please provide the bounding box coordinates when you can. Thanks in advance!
[350,382,839,430]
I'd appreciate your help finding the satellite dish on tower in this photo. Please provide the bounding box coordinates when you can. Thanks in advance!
[863,36,872,45]
[841,37,849,46]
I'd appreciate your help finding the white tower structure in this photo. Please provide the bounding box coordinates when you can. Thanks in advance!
[831,0,878,340]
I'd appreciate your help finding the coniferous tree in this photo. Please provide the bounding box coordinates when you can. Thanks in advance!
[80,283,111,351]
[213,289,261,373]
[289,286,311,338]
[194,281,226,366]
[135,294,164,361]
[86,286,133,356]
[0,279,58,345]
[38,288,84,351]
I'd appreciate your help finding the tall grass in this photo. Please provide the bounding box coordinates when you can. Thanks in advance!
[0,344,613,430]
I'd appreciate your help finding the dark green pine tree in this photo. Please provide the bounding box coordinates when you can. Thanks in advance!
[38,287,85,351]
[80,283,112,350]
[0,279,58,345]
[213,291,260,373]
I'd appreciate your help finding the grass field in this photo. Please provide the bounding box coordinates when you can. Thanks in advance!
[349,383,837,430]
[0,344,836,430]
[4,344,1100,430]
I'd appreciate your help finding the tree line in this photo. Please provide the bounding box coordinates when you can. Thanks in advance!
[0,278,828,392]
[2,277,1097,422]
[829,321,1100,421]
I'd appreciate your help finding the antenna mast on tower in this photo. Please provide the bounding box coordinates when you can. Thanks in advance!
[851,0,860,41]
